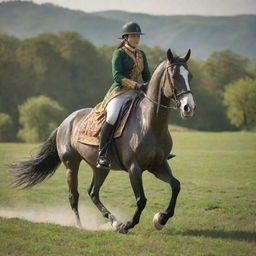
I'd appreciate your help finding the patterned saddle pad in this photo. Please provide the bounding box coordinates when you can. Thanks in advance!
[77,95,139,146]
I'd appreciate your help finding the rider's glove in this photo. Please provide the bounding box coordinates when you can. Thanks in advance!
[134,82,148,91]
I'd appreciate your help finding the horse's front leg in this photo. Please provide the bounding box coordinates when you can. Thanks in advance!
[149,160,180,230]
[120,162,147,232]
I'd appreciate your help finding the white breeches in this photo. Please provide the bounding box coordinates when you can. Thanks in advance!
[106,90,137,125]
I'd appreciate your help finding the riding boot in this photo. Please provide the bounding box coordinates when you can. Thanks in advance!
[96,122,115,169]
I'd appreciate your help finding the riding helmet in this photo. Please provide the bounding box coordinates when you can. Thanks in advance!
[120,22,144,38]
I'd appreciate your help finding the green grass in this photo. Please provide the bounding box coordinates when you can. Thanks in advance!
[0,131,256,256]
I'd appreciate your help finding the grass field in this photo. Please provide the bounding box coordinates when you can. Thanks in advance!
[0,131,256,256]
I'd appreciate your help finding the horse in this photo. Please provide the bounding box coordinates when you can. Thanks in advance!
[10,49,196,233]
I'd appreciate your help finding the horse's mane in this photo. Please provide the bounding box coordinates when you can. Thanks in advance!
[152,59,166,73]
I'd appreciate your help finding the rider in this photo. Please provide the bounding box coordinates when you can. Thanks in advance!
[96,21,151,169]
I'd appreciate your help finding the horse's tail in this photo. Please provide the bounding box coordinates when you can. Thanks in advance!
[10,128,61,189]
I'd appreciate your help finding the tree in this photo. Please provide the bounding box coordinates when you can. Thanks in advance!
[171,58,236,131]
[0,113,16,142]
[56,31,112,108]
[223,78,256,130]
[0,33,22,125]
[18,96,66,142]
[204,50,249,96]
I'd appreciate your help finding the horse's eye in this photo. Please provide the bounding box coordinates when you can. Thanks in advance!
[189,73,193,79]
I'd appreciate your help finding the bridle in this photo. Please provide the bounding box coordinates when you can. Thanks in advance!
[167,62,193,106]
[142,61,192,111]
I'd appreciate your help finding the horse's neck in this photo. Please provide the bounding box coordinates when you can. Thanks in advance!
[141,63,170,134]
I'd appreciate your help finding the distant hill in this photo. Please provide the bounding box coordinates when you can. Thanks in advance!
[0,1,255,59]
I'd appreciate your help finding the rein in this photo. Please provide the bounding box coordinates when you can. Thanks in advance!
[141,91,178,109]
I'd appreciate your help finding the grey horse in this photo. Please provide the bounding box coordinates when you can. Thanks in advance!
[10,49,196,233]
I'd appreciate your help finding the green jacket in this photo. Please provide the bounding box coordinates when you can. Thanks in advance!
[109,48,151,92]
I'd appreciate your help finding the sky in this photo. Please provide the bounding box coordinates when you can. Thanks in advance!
[7,0,256,16]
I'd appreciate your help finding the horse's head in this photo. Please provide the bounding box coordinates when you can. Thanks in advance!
[163,49,196,117]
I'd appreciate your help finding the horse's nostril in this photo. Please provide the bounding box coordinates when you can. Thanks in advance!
[184,104,189,112]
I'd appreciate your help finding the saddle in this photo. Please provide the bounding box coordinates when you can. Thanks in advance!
[77,95,142,146]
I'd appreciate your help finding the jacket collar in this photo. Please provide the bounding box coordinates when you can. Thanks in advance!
[124,43,136,53]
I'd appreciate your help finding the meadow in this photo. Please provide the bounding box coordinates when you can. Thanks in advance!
[0,131,255,256]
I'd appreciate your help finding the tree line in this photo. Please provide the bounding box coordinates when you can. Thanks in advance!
[0,31,255,142]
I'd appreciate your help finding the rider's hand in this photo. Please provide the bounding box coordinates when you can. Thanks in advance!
[134,82,148,91]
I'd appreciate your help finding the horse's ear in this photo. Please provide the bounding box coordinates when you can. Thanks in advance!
[183,49,191,62]
[167,49,174,62]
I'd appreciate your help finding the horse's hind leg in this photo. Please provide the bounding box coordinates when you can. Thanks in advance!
[65,159,82,227]
[149,161,180,230]
[88,167,121,230]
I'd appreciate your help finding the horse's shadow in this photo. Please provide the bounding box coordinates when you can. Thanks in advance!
[166,229,256,242]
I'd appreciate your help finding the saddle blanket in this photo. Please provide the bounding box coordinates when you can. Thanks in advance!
[77,96,137,146]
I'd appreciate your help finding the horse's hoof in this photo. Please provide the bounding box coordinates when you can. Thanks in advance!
[75,218,82,228]
[153,212,165,230]
[111,220,120,230]
[76,222,83,229]
[112,221,127,233]
[112,221,128,234]
[118,225,128,234]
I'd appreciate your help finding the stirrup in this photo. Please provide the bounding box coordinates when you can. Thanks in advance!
[167,153,176,160]
[96,155,111,169]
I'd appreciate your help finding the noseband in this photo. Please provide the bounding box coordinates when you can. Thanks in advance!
[142,61,192,111]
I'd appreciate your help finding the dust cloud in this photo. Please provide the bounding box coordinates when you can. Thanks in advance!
[0,205,119,231]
